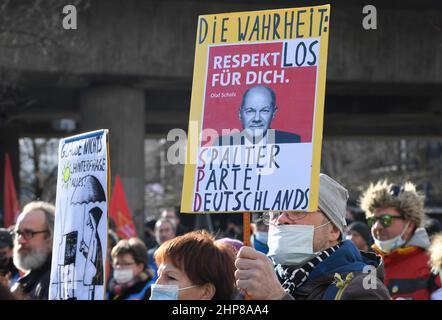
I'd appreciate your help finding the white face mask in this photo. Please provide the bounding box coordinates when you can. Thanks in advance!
[373,221,410,253]
[149,284,198,300]
[267,222,330,266]
[113,268,134,284]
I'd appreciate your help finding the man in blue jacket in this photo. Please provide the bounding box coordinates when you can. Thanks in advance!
[234,174,391,300]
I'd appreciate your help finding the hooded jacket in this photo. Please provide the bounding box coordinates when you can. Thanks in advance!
[282,240,391,300]
[373,227,441,300]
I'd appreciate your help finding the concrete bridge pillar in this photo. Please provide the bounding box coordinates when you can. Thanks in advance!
[80,85,145,236]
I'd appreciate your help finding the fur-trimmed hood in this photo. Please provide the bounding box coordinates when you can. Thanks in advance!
[429,232,442,274]
[406,227,431,250]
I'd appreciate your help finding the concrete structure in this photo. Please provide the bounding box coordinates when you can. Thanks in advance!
[80,86,145,232]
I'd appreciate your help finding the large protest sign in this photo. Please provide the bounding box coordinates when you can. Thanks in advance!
[182,5,330,213]
[49,130,110,300]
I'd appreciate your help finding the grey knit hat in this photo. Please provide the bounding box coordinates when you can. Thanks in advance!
[318,174,349,238]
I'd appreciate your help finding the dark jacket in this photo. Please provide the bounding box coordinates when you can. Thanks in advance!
[107,273,154,300]
[282,241,391,300]
[0,259,20,288]
[12,256,52,300]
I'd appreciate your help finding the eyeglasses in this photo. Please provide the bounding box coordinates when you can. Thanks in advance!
[112,261,137,268]
[14,229,49,241]
[262,211,310,225]
[367,214,405,228]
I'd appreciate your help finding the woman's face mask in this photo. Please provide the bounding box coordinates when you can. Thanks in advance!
[149,284,198,300]
[267,221,330,266]
[113,268,134,284]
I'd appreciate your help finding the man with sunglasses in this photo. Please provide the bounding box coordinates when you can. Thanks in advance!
[234,174,390,300]
[360,181,441,300]
[10,201,55,300]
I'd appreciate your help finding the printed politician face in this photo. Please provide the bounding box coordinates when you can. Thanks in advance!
[239,85,277,137]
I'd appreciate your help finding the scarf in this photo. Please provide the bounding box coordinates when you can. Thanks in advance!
[275,243,341,296]
[109,271,150,299]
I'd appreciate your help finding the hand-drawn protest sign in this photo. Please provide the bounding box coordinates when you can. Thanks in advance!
[49,129,110,300]
[181,5,330,213]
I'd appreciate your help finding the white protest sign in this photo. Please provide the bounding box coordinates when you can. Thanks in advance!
[49,129,109,300]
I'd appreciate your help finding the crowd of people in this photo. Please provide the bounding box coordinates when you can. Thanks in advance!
[1,174,442,300]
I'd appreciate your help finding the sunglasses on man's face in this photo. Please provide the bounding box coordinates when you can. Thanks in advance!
[367,214,405,228]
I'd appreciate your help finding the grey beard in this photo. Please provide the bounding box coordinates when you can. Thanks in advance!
[13,246,49,271]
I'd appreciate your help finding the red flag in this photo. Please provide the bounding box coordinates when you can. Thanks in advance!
[3,153,21,228]
[109,175,137,239]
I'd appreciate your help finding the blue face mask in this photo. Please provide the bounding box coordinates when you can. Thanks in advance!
[149,284,198,300]
[254,231,268,245]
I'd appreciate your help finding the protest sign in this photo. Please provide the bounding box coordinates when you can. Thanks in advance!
[182,5,330,213]
[49,129,110,300]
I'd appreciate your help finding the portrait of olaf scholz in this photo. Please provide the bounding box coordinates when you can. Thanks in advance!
[212,85,301,146]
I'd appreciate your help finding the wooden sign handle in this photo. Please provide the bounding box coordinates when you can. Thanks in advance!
[242,211,252,300]
[243,212,251,247]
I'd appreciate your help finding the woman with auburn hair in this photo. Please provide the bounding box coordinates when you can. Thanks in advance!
[150,230,236,300]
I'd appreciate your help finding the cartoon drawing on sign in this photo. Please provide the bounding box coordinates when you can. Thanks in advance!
[56,231,78,299]
[212,85,301,146]
[70,175,105,300]
[54,163,78,300]
[50,130,109,300]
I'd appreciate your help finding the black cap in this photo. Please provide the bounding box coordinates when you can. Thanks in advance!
[348,221,373,246]
[0,228,13,248]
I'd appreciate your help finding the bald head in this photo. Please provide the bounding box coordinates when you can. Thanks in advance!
[241,85,276,108]
[16,209,47,232]
[19,201,55,240]
[239,85,277,137]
